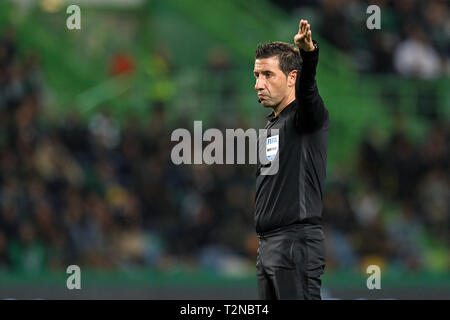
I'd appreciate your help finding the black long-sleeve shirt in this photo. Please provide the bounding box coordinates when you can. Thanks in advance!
[255,41,329,235]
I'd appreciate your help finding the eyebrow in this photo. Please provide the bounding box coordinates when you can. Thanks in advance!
[254,70,273,75]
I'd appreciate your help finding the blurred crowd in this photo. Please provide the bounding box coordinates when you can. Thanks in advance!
[324,115,449,271]
[0,10,449,278]
[0,26,256,274]
[276,0,450,78]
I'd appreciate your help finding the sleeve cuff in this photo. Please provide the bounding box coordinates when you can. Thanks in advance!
[300,40,319,60]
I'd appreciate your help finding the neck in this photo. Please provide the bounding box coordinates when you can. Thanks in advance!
[273,89,296,117]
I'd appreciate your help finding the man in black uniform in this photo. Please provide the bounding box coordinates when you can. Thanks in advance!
[253,20,329,300]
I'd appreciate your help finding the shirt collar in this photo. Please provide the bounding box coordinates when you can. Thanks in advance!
[265,99,296,121]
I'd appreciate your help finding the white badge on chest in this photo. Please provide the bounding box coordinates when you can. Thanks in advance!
[266,134,279,162]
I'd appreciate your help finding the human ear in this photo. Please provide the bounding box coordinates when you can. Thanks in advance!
[288,70,297,87]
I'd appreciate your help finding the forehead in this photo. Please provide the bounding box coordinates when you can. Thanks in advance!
[254,56,280,72]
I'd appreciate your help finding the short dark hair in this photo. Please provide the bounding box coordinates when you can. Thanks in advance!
[255,41,301,76]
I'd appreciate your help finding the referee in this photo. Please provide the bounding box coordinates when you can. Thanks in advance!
[253,20,329,300]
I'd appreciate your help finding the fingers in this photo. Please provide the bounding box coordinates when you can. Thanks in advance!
[305,23,310,42]
[298,19,311,37]
[299,19,306,35]
[298,19,303,33]
[297,19,313,47]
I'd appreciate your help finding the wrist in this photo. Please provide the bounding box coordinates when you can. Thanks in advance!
[300,41,319,59]
[298,41,316,52]
[303,44,315,52]
[301,41,318,52]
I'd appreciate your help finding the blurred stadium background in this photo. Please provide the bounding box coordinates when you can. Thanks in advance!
[0,0,448,299]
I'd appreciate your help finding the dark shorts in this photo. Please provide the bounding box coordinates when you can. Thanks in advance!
[256,224,326,300]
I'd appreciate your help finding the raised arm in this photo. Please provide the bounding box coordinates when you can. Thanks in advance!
[294,20,327,133]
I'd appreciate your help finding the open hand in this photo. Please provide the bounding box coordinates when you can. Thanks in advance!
[294,19,315,52]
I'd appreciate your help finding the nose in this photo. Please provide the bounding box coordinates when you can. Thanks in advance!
[255,77,265,91]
